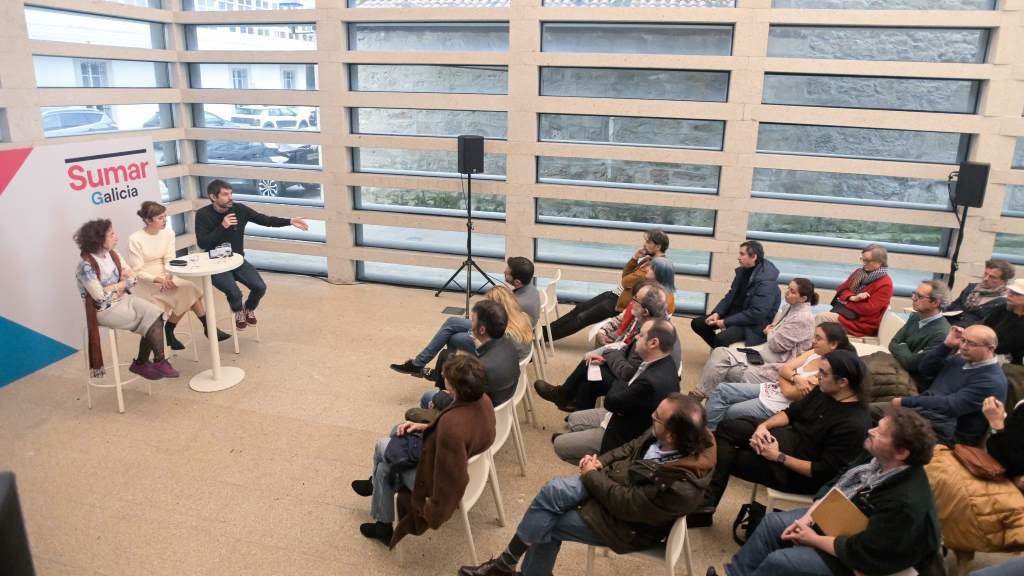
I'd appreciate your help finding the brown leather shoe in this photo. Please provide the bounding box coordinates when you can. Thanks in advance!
[457,559,520,576]
[533,380,565,406]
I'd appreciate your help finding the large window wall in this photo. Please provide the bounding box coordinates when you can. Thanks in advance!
[3,0,1022,309]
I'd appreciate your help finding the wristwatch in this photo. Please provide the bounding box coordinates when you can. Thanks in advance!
[776,453,787,465]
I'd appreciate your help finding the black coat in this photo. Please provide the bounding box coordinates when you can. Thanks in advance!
[712,260,781,346]
[601,354,680,453]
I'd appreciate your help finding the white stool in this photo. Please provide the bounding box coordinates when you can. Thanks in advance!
[83,327,151,414]
[223,312,262,354]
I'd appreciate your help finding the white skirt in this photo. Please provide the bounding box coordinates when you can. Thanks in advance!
[132,277,202,317]
[97,295,163,335]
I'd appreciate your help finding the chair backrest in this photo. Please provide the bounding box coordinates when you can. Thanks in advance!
[461,451,490,511]
[512,370,527,405]
[493,398,514,454]
[519,348,533,369]
[877,310,906,348]
[662,516,688,567]
[543,275,559,313]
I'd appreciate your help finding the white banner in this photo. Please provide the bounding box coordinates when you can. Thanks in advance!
[0,136,161,386]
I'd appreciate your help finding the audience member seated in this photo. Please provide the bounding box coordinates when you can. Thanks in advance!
[483,286,534,361]
[546,229,669,342]
[948,259,1015,328]
[983,277,1024,365]
[352,355,496,546]
[457,394,715,576]
[814,244,894,338]
[714,407,942,576]
[409,300,520,423]
[697,278,817,399]
[704,322,855,432]
[985,396,1024,486]
[890,325,1007,446]
[195,179,308,330]
[689,349,871,527]
[691,241,780,349]
[646,255,677,313]
[391,258,539,377]
[550,318,681,464]
[74,219,178,382]
[534,282,674,412]
[128,201,230,349]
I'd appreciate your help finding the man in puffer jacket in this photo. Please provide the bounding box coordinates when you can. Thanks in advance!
[458,393,715,576]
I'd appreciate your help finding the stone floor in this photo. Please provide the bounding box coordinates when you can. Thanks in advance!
[0,272,1015,575]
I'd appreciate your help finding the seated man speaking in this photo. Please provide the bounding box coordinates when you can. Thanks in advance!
[715,407,941,576]
[459,393,715,576]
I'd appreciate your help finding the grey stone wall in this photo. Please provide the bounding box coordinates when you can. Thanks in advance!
[349,23,509,52]
[356,186,507,215]
[773,0,994,9]
[536,198,715,231]
[350,64,507,94]
[767,26,988,62]
[537,156,720,192]
[753,168,950,207]
[352,108,507,139]
[543,23,732,55]
[762,74,977,113]
[539,114,724,150]
[749,213,945,250]
[355,148,507,176]
[757,124,965,164]
[541,67,729,102]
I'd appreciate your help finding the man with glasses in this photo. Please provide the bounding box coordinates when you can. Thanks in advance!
[886,280,951,390]
[891,324,1007,445]
[947,259,1015,328]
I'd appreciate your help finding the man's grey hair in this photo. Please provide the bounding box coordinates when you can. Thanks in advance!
[862,244,888,267]
[922,279,950,308]
[640,284,669,318]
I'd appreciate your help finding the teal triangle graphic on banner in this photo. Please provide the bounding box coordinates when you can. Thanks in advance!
[0,316,76,388]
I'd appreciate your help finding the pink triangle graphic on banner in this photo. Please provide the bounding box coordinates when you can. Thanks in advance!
[0,147,33,198]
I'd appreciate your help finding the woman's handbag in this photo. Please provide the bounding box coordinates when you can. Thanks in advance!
[829,295,860,321]
[951,443,1006,481]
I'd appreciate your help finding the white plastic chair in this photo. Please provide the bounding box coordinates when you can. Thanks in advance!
[876,310,906,349]
[515,352,537,427]
[460,451,507,563]
[750,483,815,511]
[541,271,561,355]
[532,291,549,378]
[494,396,527,476]
[585,515,693,576]
[83,326,151,414]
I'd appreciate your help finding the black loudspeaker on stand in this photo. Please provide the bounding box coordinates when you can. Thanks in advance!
[435,135,496,316]
[946,161,990,289]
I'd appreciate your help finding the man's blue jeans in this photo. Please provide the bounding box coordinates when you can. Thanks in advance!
[414,316,475,367]
[369,435,417,524]
[211,259,267,313]
[970,558,1024,576]
[725,508,834,576]
[516,476,607,576]
[705,382,776,431]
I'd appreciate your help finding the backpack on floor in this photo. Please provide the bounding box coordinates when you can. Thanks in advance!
[732,501,767,546]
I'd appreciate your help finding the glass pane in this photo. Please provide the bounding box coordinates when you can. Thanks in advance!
[547,278,706,315]
[247,218,324,243]
[773,0,995,8]
[350,64,507,94]
[773,257,934,297]
[25,7,166,49]
[107,0,162,6]
[189,63,318,90]
[752,168,951,210]
[536,198,715,235]
[358,261,498,292]
[41,104,172,138]
[357,224,505,258]
[171,213,186,236]
[762,74,978,113]
[545,0,733,5]
[994,233,1024,264]
[748,212,950,255]
[197,140,322,169]
[542,23,732,56]
[353,186,506,219]
[540,67,729,102]
[349,0,508,5]
[1013,138,1024,170]
[535,238,710,276]
[757,123,968,164]
[160,178,182,202]
[200,176,324,207]
[348,23,509,52]
[351,108,507,139]
[1005,185,1024,218]
[248,250,327,276]
[194,104,319,131]
[33,57,171,89]
[184,0,315,9]
[537,156,719,194]
[539,114,723,150]
[353,148,506,179]
[767,26,988,63]
[186,24,316,51]
[155,141,178,166]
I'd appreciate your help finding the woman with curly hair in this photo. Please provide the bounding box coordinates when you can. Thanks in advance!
[75,218,178,381]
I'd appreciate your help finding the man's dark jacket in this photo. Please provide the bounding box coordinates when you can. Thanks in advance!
[600,354,680,453]
[712,259,781,346]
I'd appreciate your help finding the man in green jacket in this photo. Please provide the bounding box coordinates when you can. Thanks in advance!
[887,280,951,386]
[458,393,716,576]
[713,406,941,576]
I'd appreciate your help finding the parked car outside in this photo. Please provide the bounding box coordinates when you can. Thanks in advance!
[41,106,118,137]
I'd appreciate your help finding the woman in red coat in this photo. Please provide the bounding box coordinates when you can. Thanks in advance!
[817,244,894,337]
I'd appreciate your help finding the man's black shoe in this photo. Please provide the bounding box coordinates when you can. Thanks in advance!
[687,506,715,528]
[359,521,393,545]
[533,380,565,405]
[457,559,520,576]
[390,359,424,377]
[351,478,373,497]
[706,568,720,576]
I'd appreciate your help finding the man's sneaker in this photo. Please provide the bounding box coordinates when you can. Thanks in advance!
[458,559,521,576]
[351,478,373,497]
[129,360,163,381]
[152,359,179,378]
[390,359,425,377]
[234,310,247,330]
[244,309,257,326]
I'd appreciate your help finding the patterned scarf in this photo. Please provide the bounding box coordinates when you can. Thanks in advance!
[82,250,123,377]
[848,266,890,294]
[964,284,1008,311]
[834,457,908,499]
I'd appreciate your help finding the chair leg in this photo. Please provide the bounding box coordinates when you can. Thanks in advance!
[510,413,527,476]
[585,546,596,576]
[187,313,199,362]
[487,452,507,526]
[683,524,694,576]
[108,330,125,414]
[459,506,478,564]
[543,312,555,355]
[232,315,240,355]
[83,329,93,410]
[255,322,261,342]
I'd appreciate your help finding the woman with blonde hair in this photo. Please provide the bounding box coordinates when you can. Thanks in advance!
[485,285,534,360]
[128,201,230,350]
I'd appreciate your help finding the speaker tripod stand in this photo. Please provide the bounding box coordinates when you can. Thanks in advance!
[435,171,497,317]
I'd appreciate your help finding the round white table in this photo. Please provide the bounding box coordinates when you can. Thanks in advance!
[166,253,245,392]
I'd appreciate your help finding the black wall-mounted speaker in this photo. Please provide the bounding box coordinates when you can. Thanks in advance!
[457,135,484,175]
[954,162,990,208]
